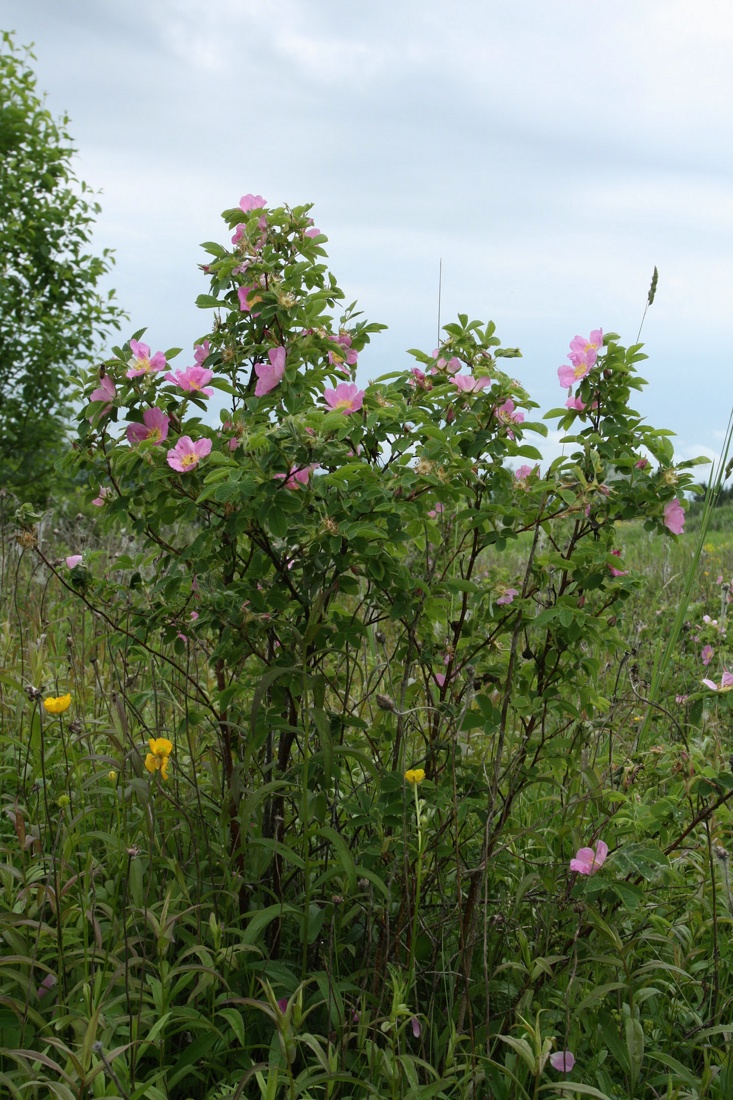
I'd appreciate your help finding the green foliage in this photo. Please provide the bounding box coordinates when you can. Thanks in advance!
[1,196,732,1098]
[0,32,125,504]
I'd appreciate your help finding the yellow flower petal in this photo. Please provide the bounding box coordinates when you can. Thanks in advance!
[149,737,173,757]
[43,693,72,715]
[404,768,425,785]
[144,753,158,774]
[160,756,170,781]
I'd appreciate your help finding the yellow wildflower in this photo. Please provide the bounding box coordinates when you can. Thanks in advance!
[43,693,71,715]
[404,768,425,785]
[145,737,173,780]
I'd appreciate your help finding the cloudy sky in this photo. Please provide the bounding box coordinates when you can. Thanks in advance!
[4,0,732,472]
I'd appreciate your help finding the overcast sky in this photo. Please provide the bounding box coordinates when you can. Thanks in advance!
[4,0,733,473]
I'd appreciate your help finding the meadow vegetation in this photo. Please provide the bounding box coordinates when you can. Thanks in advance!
[1,191,733,1100]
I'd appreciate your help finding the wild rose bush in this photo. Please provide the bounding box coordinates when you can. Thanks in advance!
[9,195,733,1098]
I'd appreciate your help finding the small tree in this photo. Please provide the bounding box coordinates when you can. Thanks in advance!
[0,31,125,502]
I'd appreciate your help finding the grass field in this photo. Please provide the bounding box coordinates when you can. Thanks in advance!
[1,495,733,1099]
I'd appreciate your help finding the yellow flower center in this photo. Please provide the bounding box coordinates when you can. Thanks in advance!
[180,453,199,468]
[148,428,161,442]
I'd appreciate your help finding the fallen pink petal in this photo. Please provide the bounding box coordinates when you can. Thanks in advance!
[550,1050,575,1073]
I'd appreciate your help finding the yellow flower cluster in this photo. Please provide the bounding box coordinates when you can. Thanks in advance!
[145,738,173,780]
[43,694,71,715]
[404,768,425,785]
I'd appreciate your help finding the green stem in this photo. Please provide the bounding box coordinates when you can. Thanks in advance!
[408,781,424,994]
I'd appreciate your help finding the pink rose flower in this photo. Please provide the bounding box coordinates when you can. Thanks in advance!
[126,339,167,379]
[496,588,519,606]
[565,394,587,411]
[274,464,316,490]
[558,360,592,388]
[237,285,262,313]
[570,840,608,875]
[608,549,629,577]
[89,373,116,416]
[194,340,211,365]
[165,366,214,397]
[430,349,462,375]
[166,436,212,473]
[452,374,491,394]
[239,194,266,212]
[569,329,603,362]
[255,346,286,397]
[427,502,445,519]
[494,399,524,438]
[702,670,733,692]
[328,333,358,369]
[663,498,685,535]
[323,382,365,414]
[515,465,534,481]
[126,407,170,445]
[702,644,714,666]
[66,555,83,569]
[91,486,112,507]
